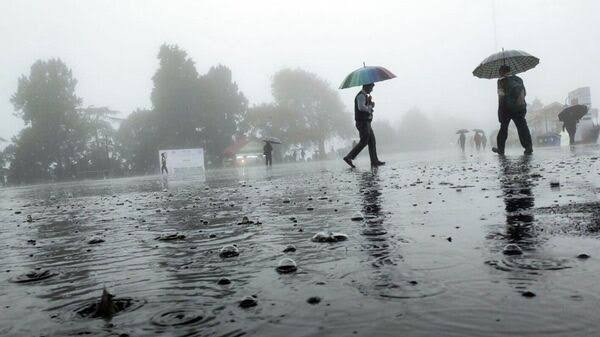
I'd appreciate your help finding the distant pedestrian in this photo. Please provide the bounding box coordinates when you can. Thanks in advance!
[492,65,533,155]
[160,153,168,174]
[458,133,466,152]
[343,83,385,168]
[301,149,306,161]
[558,98,588,146]
[562,117,578,146]
[263,141,273,167]
[481,132,487,149]
[474,132,482,150]
[292,150,297,162]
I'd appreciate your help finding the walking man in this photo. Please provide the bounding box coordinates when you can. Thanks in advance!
[474,132,482,150]
[458,133,466,152]
[481,131,487,149]
[160,152,169,174]
[343,83,385,168]
[558,98,588,146]
[492,65,533,155]
[263,141,273,167]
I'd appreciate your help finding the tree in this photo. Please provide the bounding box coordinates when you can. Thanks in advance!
[248,68,352,154]
[397,108,436,151]
[198,65,248,165]
[79,106,123,177]
[371,120,400,150]
[151,44,201,149]
[9,59,84,182]
[117,109,160,174]
[6,59,124,184]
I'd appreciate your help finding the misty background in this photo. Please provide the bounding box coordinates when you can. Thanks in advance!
[0,0,599,183]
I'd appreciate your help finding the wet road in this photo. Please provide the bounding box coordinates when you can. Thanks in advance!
[2,147,600,336]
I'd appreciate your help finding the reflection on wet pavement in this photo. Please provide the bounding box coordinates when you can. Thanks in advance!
[2,148,600,336]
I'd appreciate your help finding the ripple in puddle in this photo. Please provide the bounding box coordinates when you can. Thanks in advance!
[151,308,211,326]
[485,257,572,271]
[352,271,445,299]
[10,269,58,283]
[75,297,146,319]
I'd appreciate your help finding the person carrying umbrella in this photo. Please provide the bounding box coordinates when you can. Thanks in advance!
[558,98,588,146]
[263,141,273,167]
[456,130,468,152]
[493,65,533,155]
[481,131,487,150]
[340,65,395,168]
[160,152,168,175]
[473,50,537,155]
[474,131,482,150]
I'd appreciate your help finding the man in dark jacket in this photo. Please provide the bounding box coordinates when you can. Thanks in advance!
[343,83,385,168]
[559,98,588,146]
[263,141,273,167]
[492,65,533,155]
[161,153,169,174]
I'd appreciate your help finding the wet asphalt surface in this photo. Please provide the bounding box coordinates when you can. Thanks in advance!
[2,147,600,337]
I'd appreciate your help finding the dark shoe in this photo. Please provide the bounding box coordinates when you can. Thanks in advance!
[343,157,356,168]
[372,161,386,167]
[492,147,505,155]
[524,148,533,155]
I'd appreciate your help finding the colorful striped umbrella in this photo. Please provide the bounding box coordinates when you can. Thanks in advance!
[339,65,396,89]
[473,49,539,79]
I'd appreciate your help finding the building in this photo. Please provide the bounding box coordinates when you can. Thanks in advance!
[527,101,563,147]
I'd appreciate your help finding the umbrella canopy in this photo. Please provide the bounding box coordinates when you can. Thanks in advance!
[473,49,539,79]
[263,137,282,144]
[558,104,589,122]
[339,65,396,89]
[456,129,469,134]
[472,129,484,133]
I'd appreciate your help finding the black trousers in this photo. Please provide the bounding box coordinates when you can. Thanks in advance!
[161,165,168,174]
[346,120,379,163]
[497,111,532,152]
[265,154,272,166]
[564,123,577,145]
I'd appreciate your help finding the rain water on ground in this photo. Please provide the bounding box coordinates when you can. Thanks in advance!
[2,147,600,336]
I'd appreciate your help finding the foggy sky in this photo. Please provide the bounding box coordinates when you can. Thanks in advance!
[1,0,599,140]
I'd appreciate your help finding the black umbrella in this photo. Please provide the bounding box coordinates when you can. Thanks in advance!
[472,129,484,133]
[263,138,282,144]
[558,105,588,123]
[473,49,539,79]
[456,129,469,134]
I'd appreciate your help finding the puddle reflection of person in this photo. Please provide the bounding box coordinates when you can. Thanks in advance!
[161,152,168,174]
[358,170,392,267]
[499,156,536,246]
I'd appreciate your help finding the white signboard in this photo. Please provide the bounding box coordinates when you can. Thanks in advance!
[158,148,205,178]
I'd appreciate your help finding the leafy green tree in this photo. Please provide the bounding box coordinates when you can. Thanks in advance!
[151,44,201,149]
[6,59,125,183]
[79,106,123,176]
[248,68,352,154]
[198,65,248,164]
[117,109,160,174]
[9,59,84,182]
